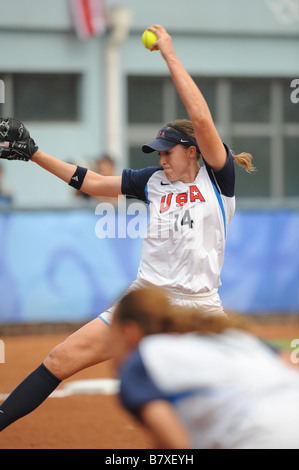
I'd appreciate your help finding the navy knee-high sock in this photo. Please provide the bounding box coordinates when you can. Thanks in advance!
[0,363,61,431]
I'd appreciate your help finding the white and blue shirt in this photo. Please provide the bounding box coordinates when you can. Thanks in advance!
[118,331,299,449]
[121,146,235,294]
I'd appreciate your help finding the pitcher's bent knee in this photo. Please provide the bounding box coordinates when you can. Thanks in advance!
[43,342,73,381]
[43,318,112,381]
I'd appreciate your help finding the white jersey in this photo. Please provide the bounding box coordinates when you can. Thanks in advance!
[121,146,235,294]
[118,330,299,449]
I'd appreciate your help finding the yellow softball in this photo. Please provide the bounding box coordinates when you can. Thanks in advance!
[142,30,158,51]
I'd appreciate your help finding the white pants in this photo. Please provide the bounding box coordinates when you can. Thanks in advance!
[99,279,226,326]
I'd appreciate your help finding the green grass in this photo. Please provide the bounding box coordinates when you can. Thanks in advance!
[264,339,295,350]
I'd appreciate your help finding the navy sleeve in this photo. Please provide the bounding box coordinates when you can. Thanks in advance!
[121,166,162,202]
[118,349,165,416]
[203,144,235,197]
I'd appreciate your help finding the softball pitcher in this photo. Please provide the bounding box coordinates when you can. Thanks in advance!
[0,25,254,432]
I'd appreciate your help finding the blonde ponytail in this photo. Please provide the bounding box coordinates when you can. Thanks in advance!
[231,151,255,173]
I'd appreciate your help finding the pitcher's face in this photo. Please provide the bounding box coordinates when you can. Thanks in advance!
[159,145,198,183]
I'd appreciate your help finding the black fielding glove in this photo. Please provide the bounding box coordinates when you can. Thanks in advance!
[0,138,39,161]
[0,118,30,140]
[0,118,38,161]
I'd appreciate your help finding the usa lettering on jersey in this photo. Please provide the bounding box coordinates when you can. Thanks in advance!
[160,185,205,213]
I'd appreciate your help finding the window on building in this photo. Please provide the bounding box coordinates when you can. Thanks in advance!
[0,73,81,122]
[127,76,299,207]
[284,137,299,197]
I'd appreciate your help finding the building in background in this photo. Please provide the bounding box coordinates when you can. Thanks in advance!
[0,0,298,209]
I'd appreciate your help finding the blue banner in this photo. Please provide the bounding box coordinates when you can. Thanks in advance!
[0,209,298,324]
[220,210,299,314]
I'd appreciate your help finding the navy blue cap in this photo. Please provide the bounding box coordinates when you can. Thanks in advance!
[142,128,200,154]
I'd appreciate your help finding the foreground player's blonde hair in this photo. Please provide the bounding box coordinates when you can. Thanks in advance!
[167,119,255,173]
[113,286,254,336]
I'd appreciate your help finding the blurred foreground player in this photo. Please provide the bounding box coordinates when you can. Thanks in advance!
[0,25,254,432]
[112,287,299,449]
